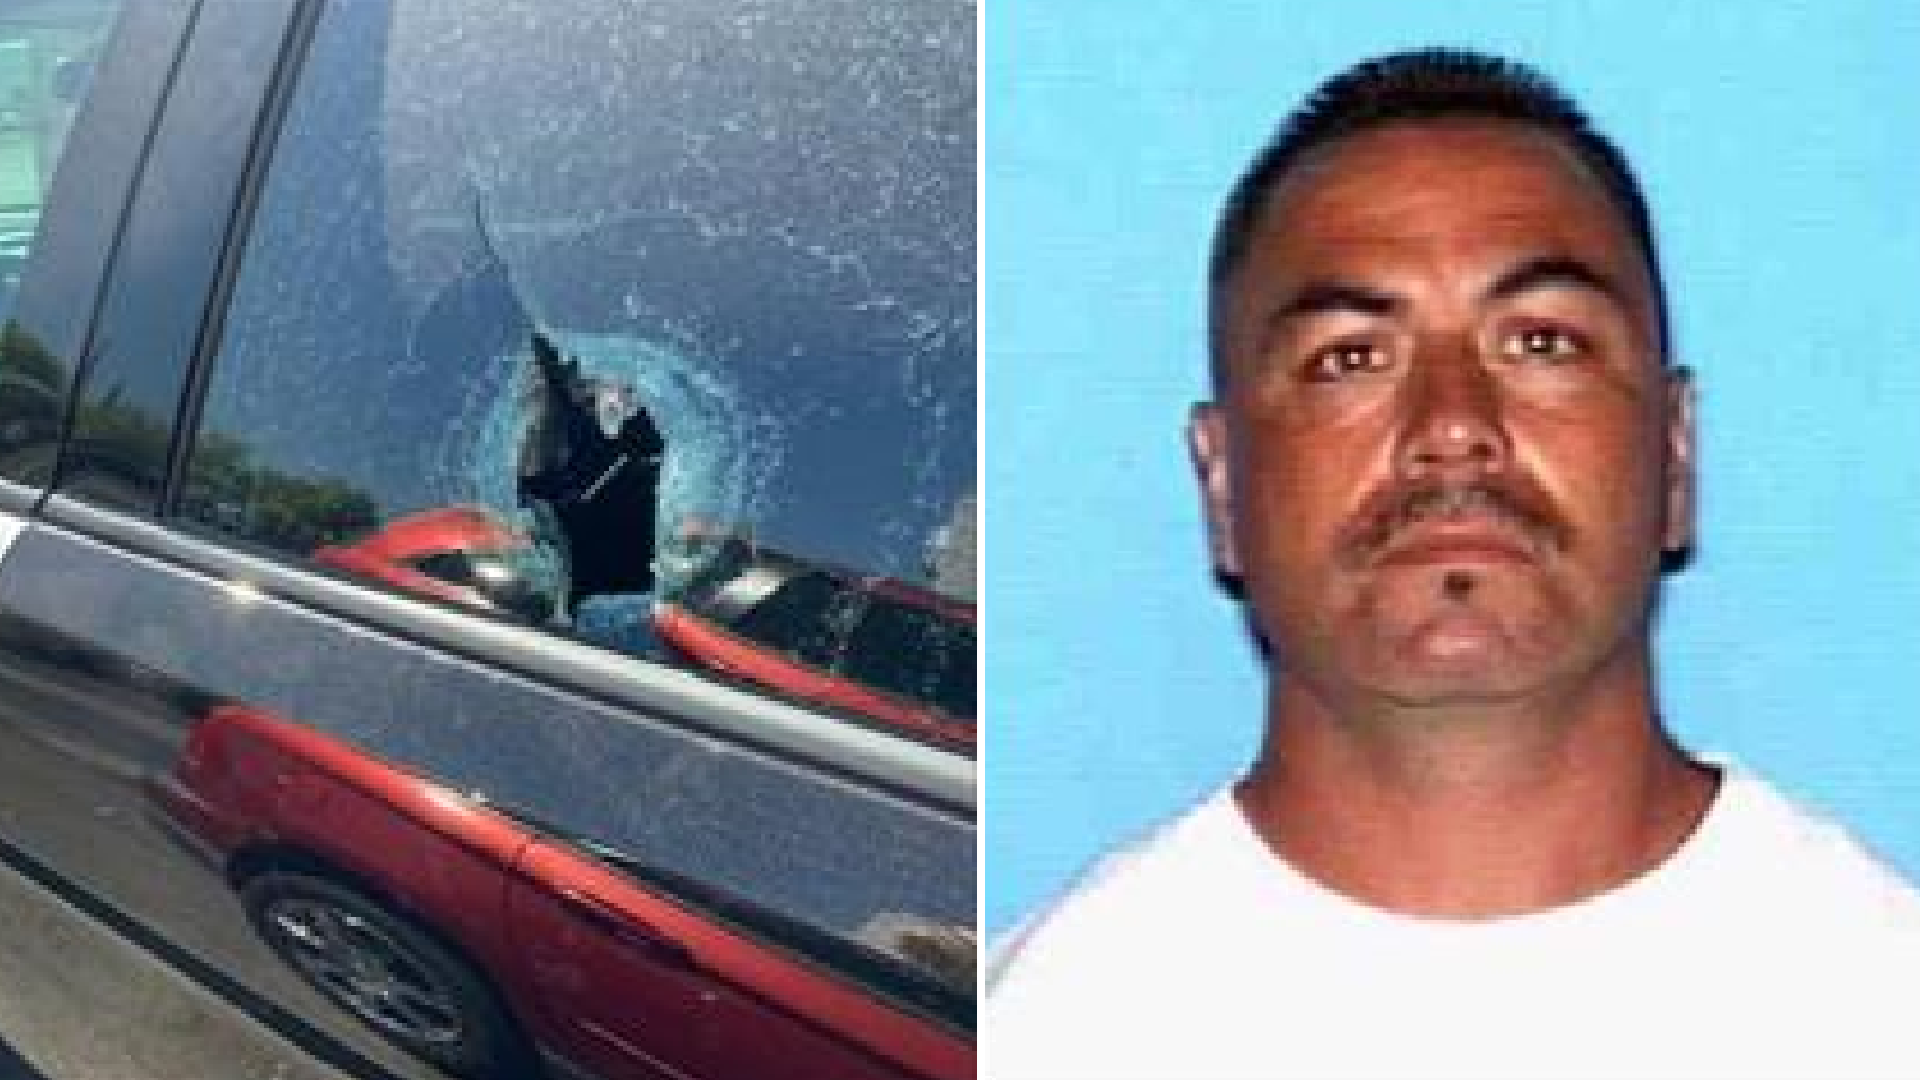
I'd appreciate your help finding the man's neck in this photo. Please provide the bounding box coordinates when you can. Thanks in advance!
[1235,655,1720,921]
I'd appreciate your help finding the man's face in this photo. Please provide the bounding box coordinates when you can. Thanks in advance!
[1193,120,1693,707]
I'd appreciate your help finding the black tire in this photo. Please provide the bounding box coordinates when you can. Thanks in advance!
[241,869,538,1079]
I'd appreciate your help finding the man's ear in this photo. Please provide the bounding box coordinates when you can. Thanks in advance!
[1661,367,1696,556]
[1188,402,1241,578]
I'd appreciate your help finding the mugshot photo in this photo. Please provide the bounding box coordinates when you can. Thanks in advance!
[984,2,1920,1077]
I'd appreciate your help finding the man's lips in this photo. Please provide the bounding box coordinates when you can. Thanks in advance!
[1372,519,1539,568]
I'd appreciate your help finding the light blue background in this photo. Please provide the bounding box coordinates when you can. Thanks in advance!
[985,1,1920,932]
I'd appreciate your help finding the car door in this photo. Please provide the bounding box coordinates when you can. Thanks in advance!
[0,2,975,1080]
[508,835,968,1080]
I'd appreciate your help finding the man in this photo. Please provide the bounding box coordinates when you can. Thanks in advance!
[986,49,1920,1080]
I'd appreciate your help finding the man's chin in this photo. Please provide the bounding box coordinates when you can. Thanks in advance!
[1371,675,1539,711]
[1356,620,1556,708]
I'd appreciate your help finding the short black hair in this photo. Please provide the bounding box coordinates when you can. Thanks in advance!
[1208,48,1669,371]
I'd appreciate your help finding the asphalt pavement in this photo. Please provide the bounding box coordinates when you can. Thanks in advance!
[0,850,348,1080]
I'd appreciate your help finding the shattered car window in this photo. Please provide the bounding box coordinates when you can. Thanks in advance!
[180,0,975,752]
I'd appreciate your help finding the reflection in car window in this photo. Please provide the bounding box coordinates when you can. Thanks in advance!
[0,0,120,462]
[0,1,118,325]
[731,572,849,665]
[178,0,973,1024]
[841,593,976,720]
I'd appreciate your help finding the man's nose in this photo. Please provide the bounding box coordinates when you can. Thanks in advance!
[1394,347,1510,481]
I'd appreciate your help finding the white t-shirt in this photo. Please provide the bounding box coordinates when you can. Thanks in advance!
[985,764,1920,1080]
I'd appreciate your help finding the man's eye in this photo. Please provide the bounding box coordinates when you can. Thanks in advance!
[1304,342,1391,381]
[1501,325,1588,363]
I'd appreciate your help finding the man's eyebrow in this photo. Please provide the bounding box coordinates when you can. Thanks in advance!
[1486,256,1628,309]
[1249,281,1403,360]
[1271,280,1404,323]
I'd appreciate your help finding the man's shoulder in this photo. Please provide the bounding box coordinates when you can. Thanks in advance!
[983,784,1275,1076]
[987,785,1253,987]
[1709,763,1920,937]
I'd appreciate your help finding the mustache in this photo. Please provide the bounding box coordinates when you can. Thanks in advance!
[1337,478,1570,567]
